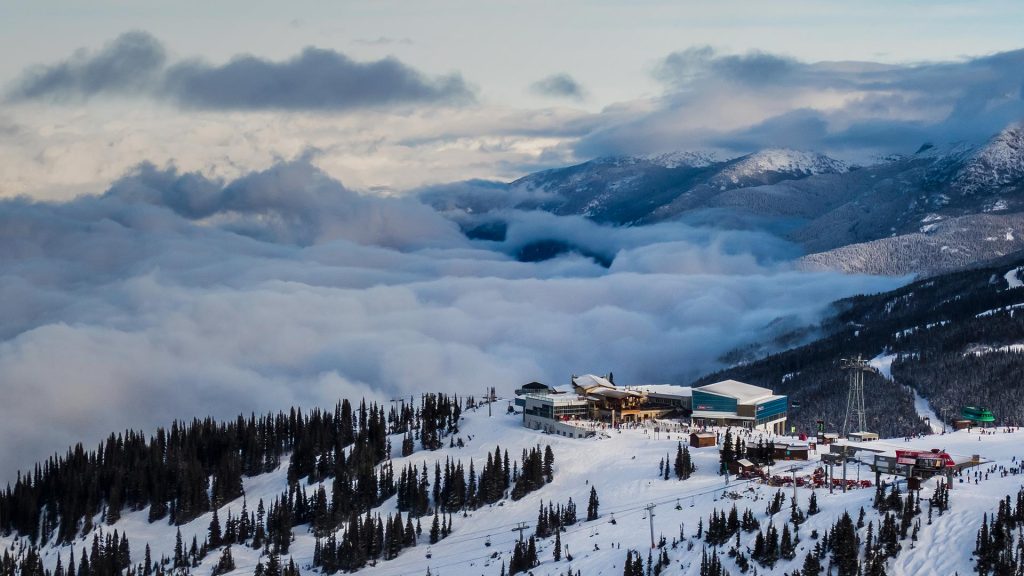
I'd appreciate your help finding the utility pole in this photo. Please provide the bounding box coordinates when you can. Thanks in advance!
[485,387,492,417]
[842,455,848,493]
[827,457,834,494]
[791,467,798,505]
[511,522,528,541]
[645,503,656,548]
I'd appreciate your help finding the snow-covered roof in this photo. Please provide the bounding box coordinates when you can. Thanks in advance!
[573,374,615,391]
[736,459,754,467]
[695,380,774,403]
[633,384,692,397]
[587,387,641,399]
[524,393,589,405]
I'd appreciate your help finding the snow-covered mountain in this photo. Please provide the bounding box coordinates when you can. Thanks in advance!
[952,123,1024,196]
[797,212,1024,277]
[502,148,849,224]
[423,123,1024,276]
[640,151,717,170]
[709,149,849,187]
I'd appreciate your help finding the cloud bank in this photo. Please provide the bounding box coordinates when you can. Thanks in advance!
[4,34,1024,201]
[7,31,473,111]
[0,158,903,476]
[578,46,1024,159]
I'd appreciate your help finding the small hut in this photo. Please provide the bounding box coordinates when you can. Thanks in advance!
[773,442,810,461]
[729,458,756,475]
[690,432,717,448]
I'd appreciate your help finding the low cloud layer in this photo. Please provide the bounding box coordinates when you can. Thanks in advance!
[0,159,903,476]
[7,31,473,111]
[530,73,586,100]
[578,46,1024,159]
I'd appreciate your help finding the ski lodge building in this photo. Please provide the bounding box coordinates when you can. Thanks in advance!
[516,374,787,434]
[690,380,788,433]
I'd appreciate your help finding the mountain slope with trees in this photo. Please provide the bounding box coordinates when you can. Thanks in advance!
[695,250,1024,436]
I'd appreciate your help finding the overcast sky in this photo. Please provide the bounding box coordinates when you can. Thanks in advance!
[4,1,1024,109]
[2,0,1023,198]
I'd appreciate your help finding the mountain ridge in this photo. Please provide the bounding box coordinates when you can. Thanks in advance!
[423,123,1024,276]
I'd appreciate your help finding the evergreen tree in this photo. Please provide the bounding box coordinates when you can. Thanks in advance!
[212,546,235,576]
[719,430,734,475]
[208,507,222,548]
[588,486,600,521]
[831,512,859,576]
[781,522,796,560]
[429,512,440,544]
[801,550,822,576]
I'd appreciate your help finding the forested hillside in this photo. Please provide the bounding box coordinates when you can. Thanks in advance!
[695,251,1024,436]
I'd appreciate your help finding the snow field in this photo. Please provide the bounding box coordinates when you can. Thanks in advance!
[7,405,1024,576]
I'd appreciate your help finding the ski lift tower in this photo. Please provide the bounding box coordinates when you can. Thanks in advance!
[841,356,877,438]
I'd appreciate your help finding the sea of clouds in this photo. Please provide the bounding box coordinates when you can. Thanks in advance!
[0,158,906,476]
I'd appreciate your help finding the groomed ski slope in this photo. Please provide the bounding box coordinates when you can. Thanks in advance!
[8,404,1024,576]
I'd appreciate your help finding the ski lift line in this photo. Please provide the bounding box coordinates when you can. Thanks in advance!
[372,501,654,575]
[385,550,504,576]
[361,477,769,575]
[351,472,783,576]
[371,453,828,573]
[379,475,765,573]
[389,475,757,551]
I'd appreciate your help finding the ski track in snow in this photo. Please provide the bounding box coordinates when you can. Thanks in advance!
[6,404,1024,575]
[871,352,944,434]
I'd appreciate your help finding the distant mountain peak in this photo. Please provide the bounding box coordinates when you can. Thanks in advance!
[640,150,717,169]
[954,124,1024,195]
[713,148,848,185]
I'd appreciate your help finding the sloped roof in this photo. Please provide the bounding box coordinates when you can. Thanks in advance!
[588,387,641,399]
[634,384,692,397]
[695,380,773,403]
[573,374,615,391]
